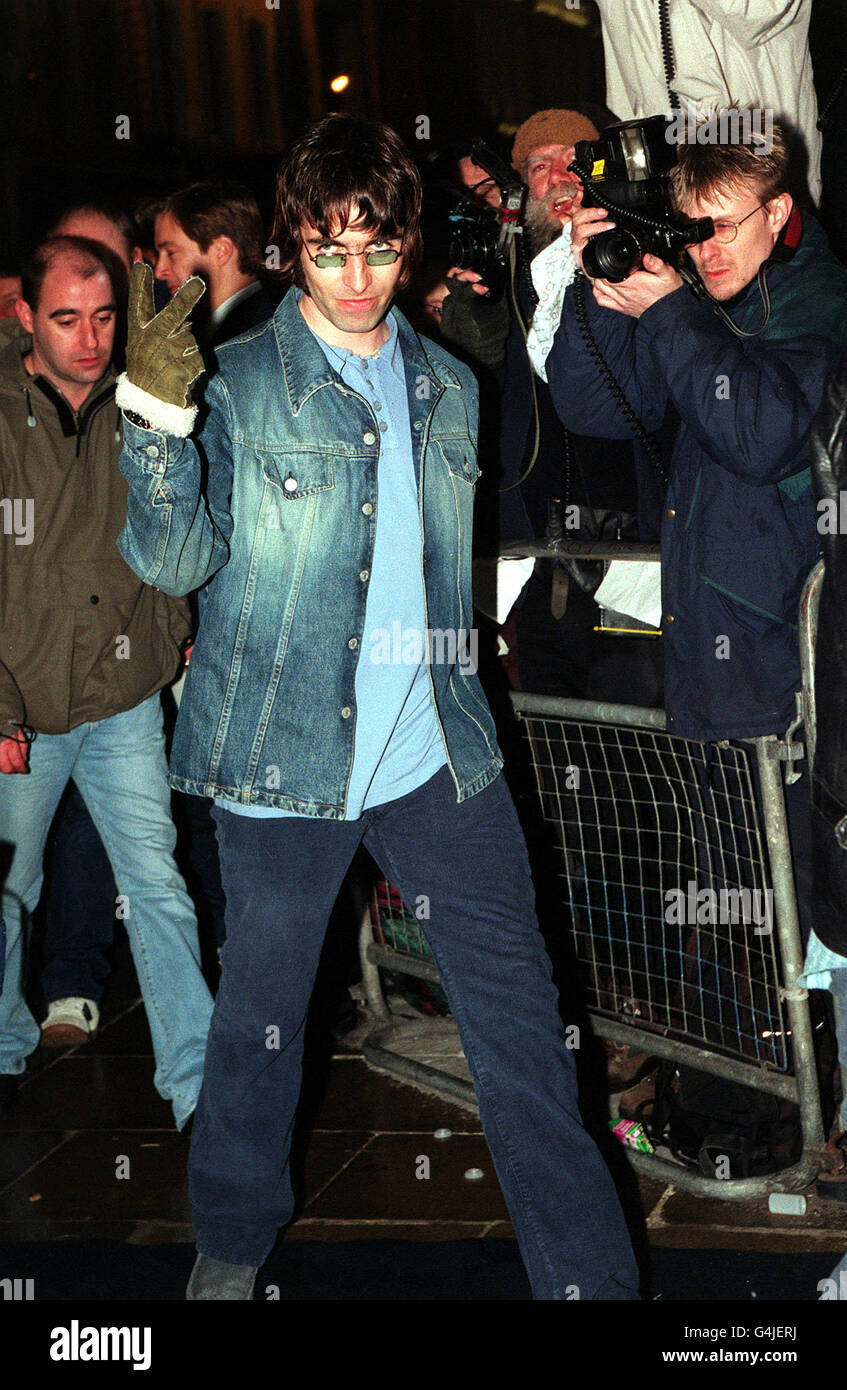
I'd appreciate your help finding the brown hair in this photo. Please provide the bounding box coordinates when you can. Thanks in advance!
[671,111,790,209]
[271,113,422,292]
[21,235,119,310]
[160,182,265,276]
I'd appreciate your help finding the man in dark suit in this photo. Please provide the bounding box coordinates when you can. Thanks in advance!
[153,181,277,349]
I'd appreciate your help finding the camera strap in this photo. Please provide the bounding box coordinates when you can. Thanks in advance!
[571,274,668,489]
[679,260,773,338]
[499,237,543,494]
[657,0,680,112]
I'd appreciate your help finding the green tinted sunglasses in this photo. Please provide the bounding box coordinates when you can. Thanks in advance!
[305,245,402,269]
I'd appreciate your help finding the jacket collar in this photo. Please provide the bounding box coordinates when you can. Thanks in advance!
[273,286,461,414]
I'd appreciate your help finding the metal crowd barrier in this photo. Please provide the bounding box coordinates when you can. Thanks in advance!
[359,546,826,1198]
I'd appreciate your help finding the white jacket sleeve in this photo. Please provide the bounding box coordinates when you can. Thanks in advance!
[691,0,810,48]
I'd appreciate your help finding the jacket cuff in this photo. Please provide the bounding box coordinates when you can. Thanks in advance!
[116,374,197,438]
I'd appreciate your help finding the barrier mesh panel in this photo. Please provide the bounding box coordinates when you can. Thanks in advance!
[369,879,432,959]
[519,714,789,1071]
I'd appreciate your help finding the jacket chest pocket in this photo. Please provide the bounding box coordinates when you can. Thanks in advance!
[432,439,480,486]
[260,451,335,499]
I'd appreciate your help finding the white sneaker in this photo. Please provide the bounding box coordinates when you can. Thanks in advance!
[40,997,100,1048]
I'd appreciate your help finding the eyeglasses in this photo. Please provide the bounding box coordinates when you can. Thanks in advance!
[708,205,767,244]
[304,243,402,269]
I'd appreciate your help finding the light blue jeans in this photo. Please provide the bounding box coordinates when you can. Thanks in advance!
[0,695,213,1127]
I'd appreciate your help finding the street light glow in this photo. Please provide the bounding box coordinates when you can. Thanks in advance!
[330,74,350,93]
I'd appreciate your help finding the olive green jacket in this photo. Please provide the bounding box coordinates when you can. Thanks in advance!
[0,320,190,735]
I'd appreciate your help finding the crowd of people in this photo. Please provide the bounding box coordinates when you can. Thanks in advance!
[1,0,847,1300]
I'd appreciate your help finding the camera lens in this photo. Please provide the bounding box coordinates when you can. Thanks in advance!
[583,228,643,283]
[448,227,476,270]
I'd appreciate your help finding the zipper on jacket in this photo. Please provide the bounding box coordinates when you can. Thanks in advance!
[700,573,797,628]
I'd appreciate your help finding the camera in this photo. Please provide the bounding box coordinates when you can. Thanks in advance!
[447,199,510,301]
[568,115,714,282]
[445,138,525,303]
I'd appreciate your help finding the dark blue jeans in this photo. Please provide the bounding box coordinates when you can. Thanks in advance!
[189,767,639,1300]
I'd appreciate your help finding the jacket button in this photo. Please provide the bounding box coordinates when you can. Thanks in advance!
[666,508,675,517]
[363,431,376,445]
[361,502,374,516]
[145,445,159,459]
[665,613,674,623]
[283,476,298,492]
[90,595,99,604]
[836,816,847,850]
[359,569,370,582]
[413,421,423,431]
[347,637,358,650]
[341,706,352,719]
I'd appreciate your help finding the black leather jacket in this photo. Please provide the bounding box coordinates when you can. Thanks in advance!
[811,353,847,955]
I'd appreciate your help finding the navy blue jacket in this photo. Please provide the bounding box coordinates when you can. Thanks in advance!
[546,213,847,741]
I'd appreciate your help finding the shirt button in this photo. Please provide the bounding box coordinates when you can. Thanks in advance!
[347,637,358,650]
[359,569,370,582]
[373,400,383,412]
[283,476,298,492]
[363,431,376,445]
[666,508,676,518]
[341,706,352,719]
[145,445,159,458]
[379,421,388,432]
[361,502,374,516]
[90,595,99,605]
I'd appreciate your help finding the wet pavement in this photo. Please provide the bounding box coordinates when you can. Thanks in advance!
[1,937,846,1266]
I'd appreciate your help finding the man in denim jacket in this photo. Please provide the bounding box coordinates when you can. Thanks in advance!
[115,114,638,1302]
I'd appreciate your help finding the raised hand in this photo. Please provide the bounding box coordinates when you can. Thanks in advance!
[125,262,207,408]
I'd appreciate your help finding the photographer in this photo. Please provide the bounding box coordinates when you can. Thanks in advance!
[439,110,657,703]
[546,112,847,941]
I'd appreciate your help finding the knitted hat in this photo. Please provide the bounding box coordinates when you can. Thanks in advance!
[511,109,600,173]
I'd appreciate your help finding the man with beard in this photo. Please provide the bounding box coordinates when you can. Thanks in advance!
[440,110,658,704]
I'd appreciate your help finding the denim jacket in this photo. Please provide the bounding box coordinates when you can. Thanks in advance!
[117,288,502,816]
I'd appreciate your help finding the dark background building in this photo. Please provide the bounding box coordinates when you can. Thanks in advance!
[0,0,843,255]
[0,0,606,252]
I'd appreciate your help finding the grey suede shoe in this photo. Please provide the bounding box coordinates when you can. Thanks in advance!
[186,1253,258,1300]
